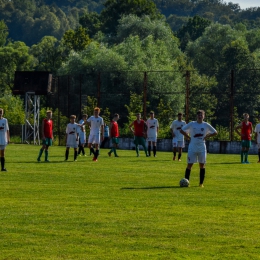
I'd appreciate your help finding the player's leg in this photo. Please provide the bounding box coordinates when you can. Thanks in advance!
[178,146,182,161]
[37,143,45,162]
[152,141,157,157]
[198,151,207,187]
[65,147,69,161]
[88,135,95,156]
[93,135,101,160]
[74,148,78,161]
[0,148,7,171]
[113,138,119,157]
[241,141,246,163]
[134,136,139,157]
[78,139,82,155]
[184,150,196,181]
[148,140,151,156]
[185,163,193,180]
[45,145,50,162]
[172,139,177,160]
[140,137,148,156]
[244,141,251,163]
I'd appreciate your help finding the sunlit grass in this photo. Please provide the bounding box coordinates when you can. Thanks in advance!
[1,144,260,259]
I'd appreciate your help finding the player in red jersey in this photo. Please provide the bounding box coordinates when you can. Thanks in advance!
[129,113,148,157]
[235,113,253,164]
[108,113,120,157]
[37,110,53,162]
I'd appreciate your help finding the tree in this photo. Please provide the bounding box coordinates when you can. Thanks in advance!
[0,20,8,46]
[79,12,102,38]
[177,15,211,51]
[100,0,162,35]
[30,36,64,73]
[61,27,91,52]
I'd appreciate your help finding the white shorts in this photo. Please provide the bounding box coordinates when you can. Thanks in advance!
[147,136,157,142]
[172,138,185,148]
[88,134,100,145]
[0,145,7,150]
[79,132,86,144]
[187,150,207,164]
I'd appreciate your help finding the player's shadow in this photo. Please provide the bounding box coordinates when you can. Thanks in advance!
[121,186,179,190]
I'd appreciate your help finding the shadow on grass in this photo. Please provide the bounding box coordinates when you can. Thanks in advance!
[121,186,180,190]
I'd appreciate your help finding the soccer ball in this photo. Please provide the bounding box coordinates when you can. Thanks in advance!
[180,178,189,187]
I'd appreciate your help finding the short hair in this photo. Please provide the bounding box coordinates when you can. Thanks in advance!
[177,112,183,116]
[243,113,249,117]
[114,113,119,118]
[136,113,141,116]
[0,108,3,113]
[94,107,100,112]
[82,114,87,117]
[197,110,205,116]
[70,115,76,119]
[46,110,52,114]
[150,111,154,114]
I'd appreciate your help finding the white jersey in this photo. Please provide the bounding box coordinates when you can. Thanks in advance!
[170,120,186,142]
[254,123,260,143]
[181,121,217,152]
[66,123,80,147]
[0,118,9,145]
[87,116,104,135]
[146,118,159,138]
[78,119,85,132]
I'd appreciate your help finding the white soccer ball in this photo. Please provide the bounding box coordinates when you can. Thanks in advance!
[180,178,189,187]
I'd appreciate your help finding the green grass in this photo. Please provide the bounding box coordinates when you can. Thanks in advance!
[1,144,260,259]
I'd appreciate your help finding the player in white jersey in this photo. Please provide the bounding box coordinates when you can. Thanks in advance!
[254,115,260,163]
[146,111,159,157]
[84,107,104,161]
[180,110,217,187]
[0,108,10,171]
[65,115,80,161]
[170,112,186,161]
[78,114,87,156]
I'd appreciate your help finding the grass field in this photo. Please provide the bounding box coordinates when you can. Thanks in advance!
[1,144,260,260]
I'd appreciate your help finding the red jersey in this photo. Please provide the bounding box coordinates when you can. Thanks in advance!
[43,118,53,138]
[134,120,145,137]
[241,121,252,140]
[110,120,119,137]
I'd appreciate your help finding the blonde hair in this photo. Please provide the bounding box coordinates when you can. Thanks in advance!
[70,115,76,119]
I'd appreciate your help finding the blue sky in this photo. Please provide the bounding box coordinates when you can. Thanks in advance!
[233,0,259,9]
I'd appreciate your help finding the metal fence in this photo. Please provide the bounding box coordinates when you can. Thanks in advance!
[12,69,260,144]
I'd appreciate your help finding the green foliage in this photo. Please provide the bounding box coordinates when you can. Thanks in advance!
[0,20,8,46]
[0,41,34,94]
[79,11,102,37]
[81,96,98,116]
[61,27,91,52]
[177,15,211,51]
[0,94,24,124]
[30,36,64,73]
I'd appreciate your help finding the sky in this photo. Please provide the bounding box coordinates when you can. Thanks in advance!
[232,0,259,9]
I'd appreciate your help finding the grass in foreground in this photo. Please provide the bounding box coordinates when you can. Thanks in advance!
[1,144,260,260]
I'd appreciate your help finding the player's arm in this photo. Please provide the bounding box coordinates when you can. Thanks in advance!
[180,129,190,140]
[204,131,218,140]
[42,119,45,139]
[101,124,104,141]
[235,123,242,136]
[255,131,258,143]
[7,129,10,143]
[129,121,134,133]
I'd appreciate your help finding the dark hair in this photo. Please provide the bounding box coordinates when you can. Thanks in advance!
[197,110,205,115]
[177,112,183,116]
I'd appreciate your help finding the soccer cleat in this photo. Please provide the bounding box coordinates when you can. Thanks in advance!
[199,184,204,188]
[37,158,41,162]
[1,168,7,171]
[146,154,150,157]
[154,155,157,157]
[108,152,111,157]
[244,161,250,164]
[45,160,50,162]
[92,157,97,162]
[136,154,140,157]
[178,159,181,162]
[74,159,77,162]
[173,156,176,161]
[78,154,82,157]
[115,155,119,157]
[64,159,68,161]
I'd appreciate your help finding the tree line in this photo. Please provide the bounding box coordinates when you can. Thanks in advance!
[0,0,260,140]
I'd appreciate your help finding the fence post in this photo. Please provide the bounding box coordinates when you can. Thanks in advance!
[143,71,147,119]
[230,69,235,141]
[67,75,70,117]
[57,76,61,146]
[185,70,190,123]
[97,72,101,107]
[79,74,82,116]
